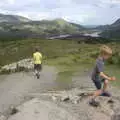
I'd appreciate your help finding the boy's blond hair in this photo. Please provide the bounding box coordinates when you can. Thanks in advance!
[100,45,112,55]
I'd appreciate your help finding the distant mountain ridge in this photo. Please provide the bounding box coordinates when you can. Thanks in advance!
[0,13,30,23]
[1,13,120,39]
[97,18,120,39]
[0,14,86,40]
[111,19,120,27]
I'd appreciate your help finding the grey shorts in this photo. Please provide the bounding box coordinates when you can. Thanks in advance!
[92,76,105,90]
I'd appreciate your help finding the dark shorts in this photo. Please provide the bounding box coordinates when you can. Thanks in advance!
[34,64,42,71]
[92,77,105,90]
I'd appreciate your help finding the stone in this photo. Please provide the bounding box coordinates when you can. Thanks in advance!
[52,96,57,102]
[61,96,70,102]
[71,96,80,104]
[111,114,120,120]
[10,106,19,115]
[0,115,6,120]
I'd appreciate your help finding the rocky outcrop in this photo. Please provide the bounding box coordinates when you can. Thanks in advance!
[0,59,33,74]
[0,115,6,120]
[112,112,120,120]
[6,88,120,120]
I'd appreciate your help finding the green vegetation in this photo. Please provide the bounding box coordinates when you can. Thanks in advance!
[1,13,120,40]
[0,13,119,88]
[0,39,120,66]
[0,14,86,41]
[0,39,120,87]
[0,18,85,41]
[105,65,120,87]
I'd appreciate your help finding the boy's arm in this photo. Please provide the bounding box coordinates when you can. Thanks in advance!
[100,72,116,81]
[96,60,115,81]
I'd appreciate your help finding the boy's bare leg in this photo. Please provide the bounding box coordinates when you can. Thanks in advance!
[103,80,109,91]
[89,89,103,106]
[34,69,37,75]
[103,80,112,97]
[92,89,103,99]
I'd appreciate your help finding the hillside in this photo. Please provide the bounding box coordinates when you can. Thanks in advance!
[95,25,110,31]
[0,13,30,23]
[99,18,120,38]
[0,15,85,40]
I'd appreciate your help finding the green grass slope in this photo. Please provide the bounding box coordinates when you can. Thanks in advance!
[0,18,85,40]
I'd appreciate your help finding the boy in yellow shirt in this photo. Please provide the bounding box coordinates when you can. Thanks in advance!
[33,47,42,79]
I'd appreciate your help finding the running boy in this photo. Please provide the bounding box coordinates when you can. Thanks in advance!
[89,45,116,106]
[33,47,42,79]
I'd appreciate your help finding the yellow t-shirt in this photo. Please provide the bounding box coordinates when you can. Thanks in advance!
[33,52,42,64]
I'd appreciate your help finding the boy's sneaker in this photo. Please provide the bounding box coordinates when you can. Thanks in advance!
[101,91,111,97]
[36,74,40,79]
[89,99,100,107]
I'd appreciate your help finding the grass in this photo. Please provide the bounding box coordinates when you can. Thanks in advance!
[0,39,101,66]
[0,39,120,87]
[105,65,120,87]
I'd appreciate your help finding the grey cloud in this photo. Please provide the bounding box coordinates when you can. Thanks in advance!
[0,0,120,25]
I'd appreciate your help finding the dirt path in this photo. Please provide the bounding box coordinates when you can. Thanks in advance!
[0,66,57,114]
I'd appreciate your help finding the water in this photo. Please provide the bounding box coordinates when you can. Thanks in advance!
[83,32,101,37]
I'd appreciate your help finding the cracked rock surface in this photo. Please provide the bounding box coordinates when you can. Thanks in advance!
[7,88,120,120]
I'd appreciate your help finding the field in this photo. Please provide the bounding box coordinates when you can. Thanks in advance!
[0,39,120,86]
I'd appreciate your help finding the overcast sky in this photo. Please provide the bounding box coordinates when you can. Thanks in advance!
[0,0,120,25]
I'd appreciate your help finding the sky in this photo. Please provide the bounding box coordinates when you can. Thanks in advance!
[0,0,120,25]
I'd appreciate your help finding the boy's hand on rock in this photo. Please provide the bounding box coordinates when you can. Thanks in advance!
[110,77,116,81]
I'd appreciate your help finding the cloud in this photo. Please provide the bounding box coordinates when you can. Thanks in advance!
[0,0,120,25]
[8,0,15,4]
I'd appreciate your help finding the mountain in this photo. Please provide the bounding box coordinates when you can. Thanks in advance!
[83,25,98,29]
[95,25,110,31]
[0,17,86,40]
[0,13,30,23]
[100,18,120,38]
[111,19,120,27]
[24,18,85,34]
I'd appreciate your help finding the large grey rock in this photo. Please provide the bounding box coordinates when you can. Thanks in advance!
[8,98,76,120]
[5,87,120,120]
[47,88,120,118]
